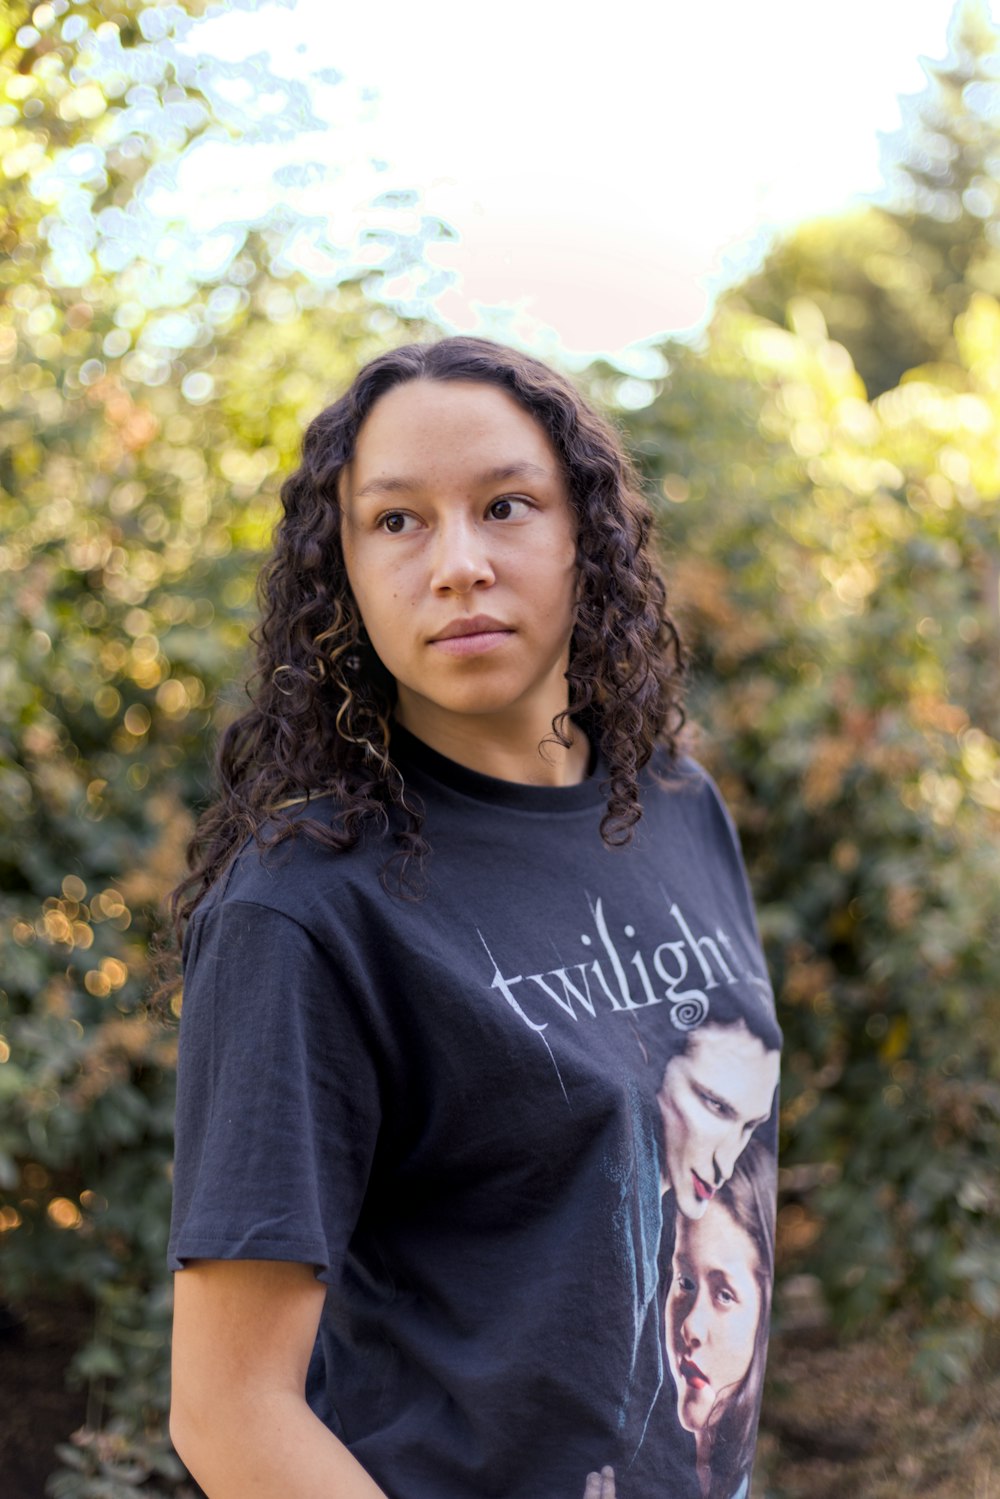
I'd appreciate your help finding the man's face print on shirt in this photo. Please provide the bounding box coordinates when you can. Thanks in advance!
[656,1021,780,1218]
[656,1019,779,1217]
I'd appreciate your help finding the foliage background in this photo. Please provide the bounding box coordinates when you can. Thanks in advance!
[0,0,998,1493]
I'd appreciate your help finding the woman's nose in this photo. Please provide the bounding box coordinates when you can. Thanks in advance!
[681,1291,708,1349]
[429,518,495,594]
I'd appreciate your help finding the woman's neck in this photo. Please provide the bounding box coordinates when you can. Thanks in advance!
[392,703,591,787]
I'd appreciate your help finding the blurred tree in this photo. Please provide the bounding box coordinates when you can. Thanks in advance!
[723,0,1000,397]
[718,207,947,402]
[885,0,1000,301]
[0,2,438,1493]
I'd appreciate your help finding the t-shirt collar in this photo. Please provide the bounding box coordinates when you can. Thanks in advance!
[389,721,607,814]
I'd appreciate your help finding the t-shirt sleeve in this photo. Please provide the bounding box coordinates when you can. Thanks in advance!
[699,762,782,1023]
[680,757,767,945]
[167,898,381,1284]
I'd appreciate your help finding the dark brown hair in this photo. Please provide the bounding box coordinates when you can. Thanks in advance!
[159,335,686,986]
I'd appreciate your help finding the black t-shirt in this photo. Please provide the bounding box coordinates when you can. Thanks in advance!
[169,728,782,1499]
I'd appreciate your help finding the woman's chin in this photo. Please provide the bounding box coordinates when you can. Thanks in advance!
[677,1386,713,1433]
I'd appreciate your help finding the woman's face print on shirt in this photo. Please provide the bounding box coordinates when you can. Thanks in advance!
[666,1195,762,1436]
[657,1020,779,1219]
[664,1137,776,1499]
[671,1181,767,1439]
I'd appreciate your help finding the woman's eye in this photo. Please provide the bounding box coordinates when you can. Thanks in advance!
[379,512,416,534]
[715,1286,736,1307]
[488,496,530,521]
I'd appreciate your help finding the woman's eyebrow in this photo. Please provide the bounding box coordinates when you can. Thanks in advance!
[707,1268,741,1295]
[354,461,554,500]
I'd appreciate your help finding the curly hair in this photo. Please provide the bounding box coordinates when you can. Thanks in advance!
[160,334,686,986]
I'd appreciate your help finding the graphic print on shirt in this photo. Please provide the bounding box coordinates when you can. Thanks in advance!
[477,888,780,1499]
[478,888,776,1039]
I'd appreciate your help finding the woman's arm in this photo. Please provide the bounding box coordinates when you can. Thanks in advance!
[170,1259,390,1499]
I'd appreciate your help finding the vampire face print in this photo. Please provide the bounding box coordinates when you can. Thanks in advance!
[666,1137,776,1499]
[656,1019,780,1220]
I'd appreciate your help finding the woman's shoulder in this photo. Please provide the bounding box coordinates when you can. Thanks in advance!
[189,796,387,935]
[644,742,749,849]
[645,741,725,802]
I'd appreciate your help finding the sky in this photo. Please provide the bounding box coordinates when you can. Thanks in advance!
[162,0,999,369]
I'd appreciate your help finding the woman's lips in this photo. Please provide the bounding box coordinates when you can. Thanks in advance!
[679,1357,709,1390]
[429,619,514,657]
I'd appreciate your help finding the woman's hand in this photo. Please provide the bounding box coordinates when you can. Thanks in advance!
[583,1465,617,1499]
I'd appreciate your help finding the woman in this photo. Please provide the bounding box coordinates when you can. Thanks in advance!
[165,335,781,1499]
[666,1138,776,1499]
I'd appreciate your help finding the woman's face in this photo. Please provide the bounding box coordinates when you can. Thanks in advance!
[657,1022,779,1218]
[666,1201,762,1435]
[338,378,579,750]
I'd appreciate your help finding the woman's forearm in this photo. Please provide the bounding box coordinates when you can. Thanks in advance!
[171,1388,390,1499]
